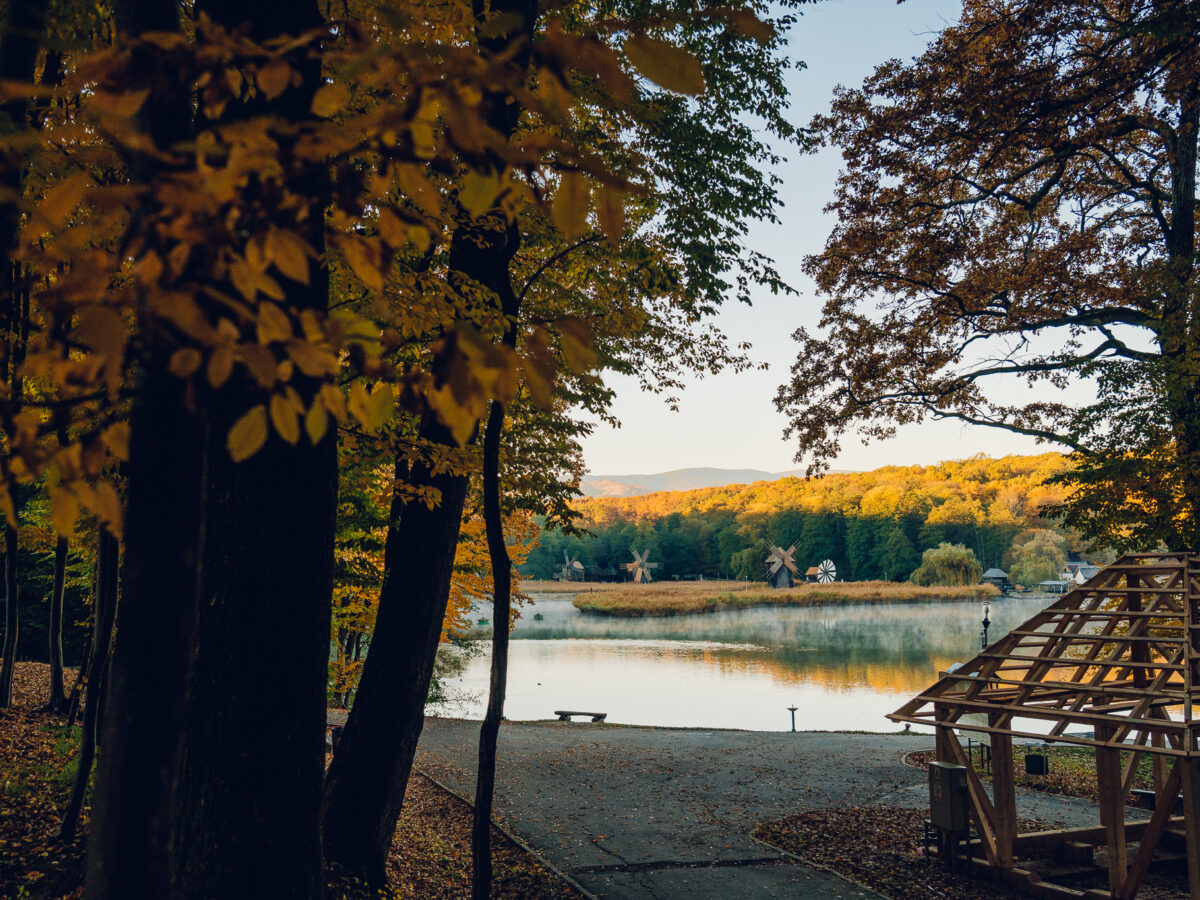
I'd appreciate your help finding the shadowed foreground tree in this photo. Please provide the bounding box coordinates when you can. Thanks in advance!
[778,0,1200,548]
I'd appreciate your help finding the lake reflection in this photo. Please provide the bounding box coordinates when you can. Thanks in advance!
[444,594,1052,732]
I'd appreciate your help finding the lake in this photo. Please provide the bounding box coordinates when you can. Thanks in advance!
[441,592,1053,732]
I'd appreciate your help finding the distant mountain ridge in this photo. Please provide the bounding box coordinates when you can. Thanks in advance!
[579,467,814,498]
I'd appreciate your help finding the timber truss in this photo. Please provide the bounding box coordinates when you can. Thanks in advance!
[890,552,1200,899]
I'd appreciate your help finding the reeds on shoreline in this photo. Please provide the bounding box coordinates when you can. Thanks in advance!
[555,579,999,617]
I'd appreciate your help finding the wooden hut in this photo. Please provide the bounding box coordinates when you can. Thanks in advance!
[890,553,1200,899]
[983,567,1012,592]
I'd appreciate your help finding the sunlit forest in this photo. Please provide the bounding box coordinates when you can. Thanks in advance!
[523,452,1080,580]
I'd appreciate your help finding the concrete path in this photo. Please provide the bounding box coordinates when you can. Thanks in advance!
[415,719,1106,899]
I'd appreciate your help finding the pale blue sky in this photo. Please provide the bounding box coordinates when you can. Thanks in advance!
[581,0,1067,476]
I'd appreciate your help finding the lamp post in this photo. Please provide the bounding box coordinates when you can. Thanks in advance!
[787,705,798,732]
[980,602,992,650]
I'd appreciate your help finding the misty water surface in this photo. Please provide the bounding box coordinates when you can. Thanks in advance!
[442,593,1052,732]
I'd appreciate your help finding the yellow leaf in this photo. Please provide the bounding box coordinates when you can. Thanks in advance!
[0,485,14,528]
[340,236,384,292]
[624,35,706,95]
[266,229,310,284]
[49,486,79,536]
[552,172,589,241]
[257,302,293,343]
[207,345,234,387]
[270,393,300,444]
[168,347,203,378]
[459,170,501,218]
[257,59,293,101]
[286,340,339,377]
[227,405,268,462]
[408,225,432,254]
[348,382,372,431]
[597,189,625,242]
[320,383,347,420]
[40,172,91,228]
[397,164,441,217]
[101,422,131,461]
[366,383,394,430]
[724,9,776,43]
[311,82,350,117]
[559,319,597,372]
[239,343,277,388]
[136,251,164,285]
[305,398,328,444]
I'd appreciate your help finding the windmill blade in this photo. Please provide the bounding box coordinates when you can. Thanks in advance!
[817,559,837,583]
[646,562,659,569]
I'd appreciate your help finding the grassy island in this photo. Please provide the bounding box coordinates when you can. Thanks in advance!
[563,579,999,617]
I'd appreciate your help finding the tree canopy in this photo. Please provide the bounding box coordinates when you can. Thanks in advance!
[776,0,1200,548]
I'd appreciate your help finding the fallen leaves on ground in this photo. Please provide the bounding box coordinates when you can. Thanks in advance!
[5,663,581,900]
[755,806,1188,900]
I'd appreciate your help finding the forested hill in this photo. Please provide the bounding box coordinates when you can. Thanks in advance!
[522,453,1075,582]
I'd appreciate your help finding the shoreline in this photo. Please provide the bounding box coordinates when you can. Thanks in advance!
[568,580,999,617]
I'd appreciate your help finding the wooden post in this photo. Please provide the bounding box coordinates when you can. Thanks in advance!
[935,704,956,863]
[1181,747,1200,900]
[990,712,1016,869]
[1095,724,1127,896]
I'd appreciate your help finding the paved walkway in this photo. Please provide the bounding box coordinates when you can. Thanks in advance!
[415,719,1104,899]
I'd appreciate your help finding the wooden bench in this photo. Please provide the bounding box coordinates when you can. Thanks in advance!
[555,710,607,723]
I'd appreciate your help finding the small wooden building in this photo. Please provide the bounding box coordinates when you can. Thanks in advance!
[890,553,1200,899]
[982,567,1012,592]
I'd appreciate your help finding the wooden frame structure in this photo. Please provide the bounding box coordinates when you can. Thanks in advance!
[890,553,1200,899]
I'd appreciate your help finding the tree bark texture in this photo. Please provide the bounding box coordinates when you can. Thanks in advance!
[60,529,118,842]
[167,3,334,897]
[47,534,68,710]
[84,4,197,897]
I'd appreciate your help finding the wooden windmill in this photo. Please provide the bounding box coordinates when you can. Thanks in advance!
[559,551,584,582]
[890,553,1200,899]
[764,545,798,589]
[816,559,837,583]
[622,548,659,583]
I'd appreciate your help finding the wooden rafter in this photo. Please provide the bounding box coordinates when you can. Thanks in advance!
[894,553,1200,899]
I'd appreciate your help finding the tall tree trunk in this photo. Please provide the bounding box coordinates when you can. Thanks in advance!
[84,3,197,897]
[472,396,514,899]
[321,437,472,885]
[46,533,68,710]
[60,529,118,842]
[320,0,536,883]
[65,627,91,726]
[167,4,334,898]
[0,524,18,706]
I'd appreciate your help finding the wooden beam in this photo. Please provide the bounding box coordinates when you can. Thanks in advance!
[1096,725,1128,895]
[1118,758,1182,900]
[1181,752,1200,900]
[991,712,1017,869]
[1013,818,1178,856]
[942,731,1000,865]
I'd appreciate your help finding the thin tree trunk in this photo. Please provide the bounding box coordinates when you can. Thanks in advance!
[472,397,513,900]
[60,529,118,842]
[47,533,68,710]
[65,628,91,725]
[0,524,18,707]
[320,0,535,882]
[321,440,472,885]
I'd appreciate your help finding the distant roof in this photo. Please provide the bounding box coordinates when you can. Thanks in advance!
[982,568,1008,578]
[805,566,820,575]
